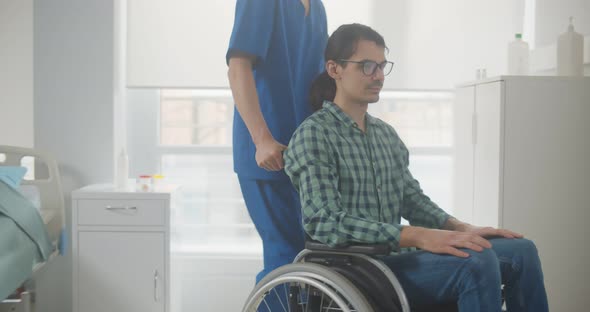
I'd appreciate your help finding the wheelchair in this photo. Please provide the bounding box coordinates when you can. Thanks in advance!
[242,240,462,312]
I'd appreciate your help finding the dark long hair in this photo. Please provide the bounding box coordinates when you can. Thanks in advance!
[309,23,387,111]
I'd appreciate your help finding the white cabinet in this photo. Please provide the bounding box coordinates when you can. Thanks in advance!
[72,184,177,312]
[453,76,590,312]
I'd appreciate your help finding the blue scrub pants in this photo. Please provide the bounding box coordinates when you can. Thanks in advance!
[238,176,305,283]
[381,238,549,312]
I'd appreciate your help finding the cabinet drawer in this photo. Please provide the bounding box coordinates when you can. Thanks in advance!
[77,199,166,226]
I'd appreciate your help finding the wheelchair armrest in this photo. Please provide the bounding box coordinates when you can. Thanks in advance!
[305,240,392,256]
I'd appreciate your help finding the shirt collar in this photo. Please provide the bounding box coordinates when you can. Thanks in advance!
[322,100,377,128]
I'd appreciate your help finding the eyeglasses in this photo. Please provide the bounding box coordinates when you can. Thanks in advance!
[338,59,394,76]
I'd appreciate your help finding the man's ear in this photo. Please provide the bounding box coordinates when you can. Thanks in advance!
[326,60,340,80]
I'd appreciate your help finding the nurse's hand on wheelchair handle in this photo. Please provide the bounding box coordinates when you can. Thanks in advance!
[255,136,288,171]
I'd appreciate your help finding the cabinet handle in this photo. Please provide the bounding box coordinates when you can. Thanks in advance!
[105,205,137,211]
[154,270,159,302]
[472,113,478,145]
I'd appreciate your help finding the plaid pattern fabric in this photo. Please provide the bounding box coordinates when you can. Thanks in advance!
[284,101,450,251]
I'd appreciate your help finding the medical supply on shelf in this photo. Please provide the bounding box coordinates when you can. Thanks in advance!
[508,33,529,75]
[115,148,128,190]
[137,175,152,192]
[475,68,487,80]
[557,17,583,77]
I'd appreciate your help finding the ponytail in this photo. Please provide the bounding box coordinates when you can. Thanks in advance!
[309,71,336,112]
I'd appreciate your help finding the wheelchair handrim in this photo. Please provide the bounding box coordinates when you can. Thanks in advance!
[244,274,352,312]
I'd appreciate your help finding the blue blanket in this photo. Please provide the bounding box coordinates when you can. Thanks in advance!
[0,180,52,300]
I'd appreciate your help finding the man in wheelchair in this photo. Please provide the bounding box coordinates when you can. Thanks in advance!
[273,24,548,312]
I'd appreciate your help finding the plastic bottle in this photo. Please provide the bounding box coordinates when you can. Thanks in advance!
[115,148,129,190]
[507,33,529,75]
[557,17,583,77]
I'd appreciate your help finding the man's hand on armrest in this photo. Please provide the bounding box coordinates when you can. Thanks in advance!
[399,225,492,258]
[444,217,524,240]
[399,217,525,258]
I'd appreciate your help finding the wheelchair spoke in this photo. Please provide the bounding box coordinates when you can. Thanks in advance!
[272,287,288,312]
[298,283,306,310]
[262,297,272,311]
[324,298,334,311]
[243,263,375,312]
[305,285,310,312]
[284,284,291,312]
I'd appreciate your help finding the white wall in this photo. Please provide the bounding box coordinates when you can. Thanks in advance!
[33,1,116,311]
[370,0,525,89]
[127,0,234,88]
[323,0,373,32]
[126,0,525,90]
[0,0,33,147]
[125,0,374,88]
[125,0,589,90]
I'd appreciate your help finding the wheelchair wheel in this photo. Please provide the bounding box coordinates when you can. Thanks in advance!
[242,263,374,312]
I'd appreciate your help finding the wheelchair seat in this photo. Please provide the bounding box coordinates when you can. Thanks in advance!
[298,241,406,312]
[242,240,463,312]
[299,241,459,312]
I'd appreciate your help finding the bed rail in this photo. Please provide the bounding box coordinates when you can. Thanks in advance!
[0,145,65,252]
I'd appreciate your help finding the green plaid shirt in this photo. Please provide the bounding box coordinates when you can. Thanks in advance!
[284,101,450,252]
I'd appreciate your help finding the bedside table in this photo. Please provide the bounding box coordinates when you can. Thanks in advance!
[72,184,178,312]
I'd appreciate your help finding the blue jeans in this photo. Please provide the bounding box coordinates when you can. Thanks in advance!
[380,238,548,312]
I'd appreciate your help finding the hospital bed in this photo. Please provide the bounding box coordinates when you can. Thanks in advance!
[0,145,66,312]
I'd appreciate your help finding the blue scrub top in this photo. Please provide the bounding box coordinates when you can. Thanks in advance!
[227,0,328,180]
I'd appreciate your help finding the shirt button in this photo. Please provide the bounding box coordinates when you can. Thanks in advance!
[377,186,381,191]
[352,123,358,128]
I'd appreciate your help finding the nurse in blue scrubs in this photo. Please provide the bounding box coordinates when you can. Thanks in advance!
[227,0,328,284]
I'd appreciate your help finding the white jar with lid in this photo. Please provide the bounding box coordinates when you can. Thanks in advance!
[137,175,152,192]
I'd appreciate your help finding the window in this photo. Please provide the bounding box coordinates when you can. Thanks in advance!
[153,89,259,255]
[132,88,454,254]
[369,91,454,222]
[159,89,233,146]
